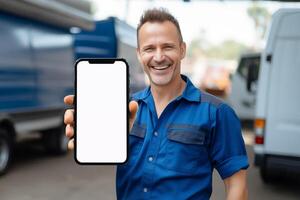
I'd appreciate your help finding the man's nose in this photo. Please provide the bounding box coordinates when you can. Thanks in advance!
[153,49,165,62]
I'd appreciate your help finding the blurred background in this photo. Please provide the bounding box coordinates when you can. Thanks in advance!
[0,0,300,199]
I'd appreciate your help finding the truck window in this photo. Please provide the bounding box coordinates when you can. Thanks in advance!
[237,56,261,81]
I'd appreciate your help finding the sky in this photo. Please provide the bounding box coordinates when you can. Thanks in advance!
[91,0,300,47]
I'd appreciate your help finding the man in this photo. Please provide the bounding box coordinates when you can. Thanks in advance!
[64,8,249,200]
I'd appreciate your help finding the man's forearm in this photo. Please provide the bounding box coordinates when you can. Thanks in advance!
[224,170,248,200]
[225,183,248,200]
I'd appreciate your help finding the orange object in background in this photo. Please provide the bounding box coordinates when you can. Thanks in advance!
[199,66,231,98]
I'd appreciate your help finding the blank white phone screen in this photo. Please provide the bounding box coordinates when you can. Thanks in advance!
[76,60,127,164]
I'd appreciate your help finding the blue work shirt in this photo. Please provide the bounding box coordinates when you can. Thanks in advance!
[116,75,249,200]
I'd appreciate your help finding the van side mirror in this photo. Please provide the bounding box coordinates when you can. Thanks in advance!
[247,64,257,93]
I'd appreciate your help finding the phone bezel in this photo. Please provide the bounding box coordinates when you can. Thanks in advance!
[74,58,129,165]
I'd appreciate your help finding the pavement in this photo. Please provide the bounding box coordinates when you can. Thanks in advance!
[0,131,300,200]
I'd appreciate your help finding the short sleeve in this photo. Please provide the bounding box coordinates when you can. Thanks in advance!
[209,104,249,179]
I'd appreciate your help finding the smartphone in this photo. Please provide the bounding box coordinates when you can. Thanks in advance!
[75,58,128,164]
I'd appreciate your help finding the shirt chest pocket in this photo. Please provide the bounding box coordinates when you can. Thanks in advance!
[159,125,209,174]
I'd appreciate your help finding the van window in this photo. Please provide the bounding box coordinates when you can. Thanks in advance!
[237,56,261,81]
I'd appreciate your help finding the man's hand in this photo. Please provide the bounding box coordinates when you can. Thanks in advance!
[63,95,138,150]
[64,95,75,150]
[129,100,138,131]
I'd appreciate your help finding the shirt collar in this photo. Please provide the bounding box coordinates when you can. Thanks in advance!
[179,75,201,102]
[132,74,201,103]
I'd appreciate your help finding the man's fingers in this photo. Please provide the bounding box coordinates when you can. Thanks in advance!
[64,95,75,151]
[129,101,138,120]
[68,138,74,150]
[64,109,74,125]
[64,95,74,106]
[65,124,74,138]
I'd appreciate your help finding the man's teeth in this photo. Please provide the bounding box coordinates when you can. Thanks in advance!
[152,65,170,70]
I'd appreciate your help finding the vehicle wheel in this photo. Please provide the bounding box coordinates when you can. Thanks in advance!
[260,164,280,183]
[0,129,12,176]
[42,125,68,155]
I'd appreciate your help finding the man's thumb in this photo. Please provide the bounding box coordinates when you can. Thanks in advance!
[129,101,138,121]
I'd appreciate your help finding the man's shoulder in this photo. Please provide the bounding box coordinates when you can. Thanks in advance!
[130,87,150,101]
[199,90,238,121]
[199,90,225,108]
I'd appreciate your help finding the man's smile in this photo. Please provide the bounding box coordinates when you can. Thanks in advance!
[150,64,172,71]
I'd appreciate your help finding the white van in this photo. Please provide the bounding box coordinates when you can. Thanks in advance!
[252,8,300,182]
[227,53,260,122]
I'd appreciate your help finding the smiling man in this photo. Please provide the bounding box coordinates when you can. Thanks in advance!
[64,8,249,200]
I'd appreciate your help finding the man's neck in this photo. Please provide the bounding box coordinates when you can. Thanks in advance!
[150,76,186,117]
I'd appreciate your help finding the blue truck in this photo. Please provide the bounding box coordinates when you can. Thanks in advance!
[0,0,94,175]
[0,1,146,175]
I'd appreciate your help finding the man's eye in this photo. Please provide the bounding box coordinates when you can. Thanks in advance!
[165,46,174,50]
[144,48,153,52]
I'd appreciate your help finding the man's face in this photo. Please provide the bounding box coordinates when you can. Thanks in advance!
[137,21,186,87]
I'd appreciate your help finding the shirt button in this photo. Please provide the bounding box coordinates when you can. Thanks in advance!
[148,156,153,162]
[143,187,148,193]
[154,131,158,136]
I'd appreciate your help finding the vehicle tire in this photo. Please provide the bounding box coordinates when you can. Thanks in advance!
[0,129,12,176]
[42,125,68,155]
[260,163,281,183]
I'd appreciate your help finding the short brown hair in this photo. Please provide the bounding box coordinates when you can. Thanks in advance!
[137,8,183,45]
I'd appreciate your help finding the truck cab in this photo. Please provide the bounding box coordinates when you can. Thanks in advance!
[227,53,260,122]
[0,0,93,175]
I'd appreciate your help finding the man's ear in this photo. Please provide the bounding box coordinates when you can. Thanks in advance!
[180,41,186,60]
